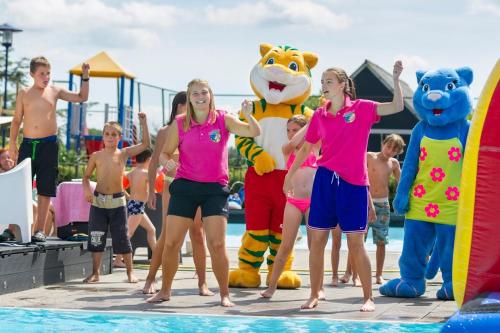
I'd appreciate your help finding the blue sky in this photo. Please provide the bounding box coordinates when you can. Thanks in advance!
[1,0,498,130]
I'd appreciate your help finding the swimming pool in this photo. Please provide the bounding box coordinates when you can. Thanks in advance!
[0,307,443,333]
[226,224,404,252]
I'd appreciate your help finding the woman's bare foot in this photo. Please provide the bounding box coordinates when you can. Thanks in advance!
[353,276,362,287]
[83,273,100,283]
[142,279,157,294]
[147,291,170,303]
[301,297,319,309]
[199,283,215,296]
[331,275,339,287]
[260,287,276,299]
[127,273,139,283]
[340,273,351,283]
[318,289,326,300]
[375,276,385,284]
[360,298,375,312]
[221,295,234,307]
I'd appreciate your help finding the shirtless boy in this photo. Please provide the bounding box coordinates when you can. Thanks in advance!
[82,113,150,283]
[9,56,90,242]
[113,148,157,268]
[366,134,405,284]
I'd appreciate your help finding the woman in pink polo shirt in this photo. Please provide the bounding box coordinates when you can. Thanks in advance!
[147,79,260,307]
[284,61,404,312]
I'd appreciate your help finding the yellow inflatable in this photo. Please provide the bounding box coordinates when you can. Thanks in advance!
[229,44,318,288]
[453,60,500,308]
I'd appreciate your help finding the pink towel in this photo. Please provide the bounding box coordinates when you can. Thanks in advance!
[51,181,96,227]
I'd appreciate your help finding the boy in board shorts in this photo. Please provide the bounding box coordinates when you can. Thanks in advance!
[366,134,404,284]
[82,114,150,283]
[9,56,90,242]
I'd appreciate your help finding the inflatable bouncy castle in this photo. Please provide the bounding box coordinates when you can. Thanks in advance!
[453,60,500,308]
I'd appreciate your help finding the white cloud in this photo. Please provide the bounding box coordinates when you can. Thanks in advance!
[468,0,500,16]
[206,3,275,25]
[394,54,430,87]
[205,0,351,30]
[395,54,430,71]
[1,0,185,48]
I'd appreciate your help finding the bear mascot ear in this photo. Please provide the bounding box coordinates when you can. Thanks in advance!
[303,52,319,71]
[456,67,474,86]
[260,43,273,57]
[416,70,427,83]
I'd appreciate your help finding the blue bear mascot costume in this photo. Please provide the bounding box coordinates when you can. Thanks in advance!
[379,67,473,300]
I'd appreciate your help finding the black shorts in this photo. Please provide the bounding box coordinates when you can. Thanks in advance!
[18,136,59,197]
[87,192,132,254]
[168,178,229,219]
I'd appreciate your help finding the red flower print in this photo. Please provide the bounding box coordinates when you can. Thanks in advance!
[445,187,460,201]
[413,184,426,198]
[419,147,428,161]
[448,147,462,162]
[430,167,446,182]
[425,203,440,218]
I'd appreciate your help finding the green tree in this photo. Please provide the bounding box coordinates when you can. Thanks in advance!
[303,93,321,110]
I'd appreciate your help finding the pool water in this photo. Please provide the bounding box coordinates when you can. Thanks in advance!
[226,224,404,252]
[0,308,443,333]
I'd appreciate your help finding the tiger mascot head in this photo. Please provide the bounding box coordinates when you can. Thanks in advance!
[250,43,318,105]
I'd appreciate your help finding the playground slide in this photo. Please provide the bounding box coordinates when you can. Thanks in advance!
[453,60,500,308]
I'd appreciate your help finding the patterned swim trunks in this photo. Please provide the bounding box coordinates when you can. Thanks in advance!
[127,199,146,216]
[369,200,391,244]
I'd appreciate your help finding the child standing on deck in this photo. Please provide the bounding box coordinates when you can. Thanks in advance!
[284,61,404,312]
[9,56,90,242]
[260,115,319,299]
[366,134,404,284]
[113,148,157,268]
[82,114,150,283]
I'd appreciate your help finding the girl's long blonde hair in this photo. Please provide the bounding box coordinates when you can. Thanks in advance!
[184,79,216,131]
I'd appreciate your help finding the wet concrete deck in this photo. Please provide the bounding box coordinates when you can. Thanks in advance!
[0,247,456,323]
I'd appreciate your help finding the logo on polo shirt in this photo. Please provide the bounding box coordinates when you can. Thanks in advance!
[343,111,356,123]
[209,129,221,142]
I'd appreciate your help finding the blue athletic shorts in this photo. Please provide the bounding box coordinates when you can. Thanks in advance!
[308,166,369,233]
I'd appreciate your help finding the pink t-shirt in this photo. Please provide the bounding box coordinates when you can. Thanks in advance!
[305,97,380,186]
[175,110,230,185]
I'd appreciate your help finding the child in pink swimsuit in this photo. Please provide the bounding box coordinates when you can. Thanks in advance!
[260,115,319,298]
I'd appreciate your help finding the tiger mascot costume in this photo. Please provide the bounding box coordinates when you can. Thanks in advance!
[229,43,318,288]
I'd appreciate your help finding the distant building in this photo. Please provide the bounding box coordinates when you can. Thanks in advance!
[351,60,419,160]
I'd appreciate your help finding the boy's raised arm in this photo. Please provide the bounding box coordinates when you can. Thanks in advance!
[124,112,150,158]
[8,89,26,162]
[58,63,90,103]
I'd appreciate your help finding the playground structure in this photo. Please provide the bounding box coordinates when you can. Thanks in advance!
[67,51,136,153]
[66,51,253,159]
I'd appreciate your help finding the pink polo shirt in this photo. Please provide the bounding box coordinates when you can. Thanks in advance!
[175,110,230,185]
[305,97,380,186]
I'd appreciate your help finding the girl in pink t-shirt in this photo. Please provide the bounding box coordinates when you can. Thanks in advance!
[147,79,260,307]
[284,61,404,312]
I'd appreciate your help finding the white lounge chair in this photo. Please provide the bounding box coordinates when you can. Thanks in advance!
[0,158,33,243]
